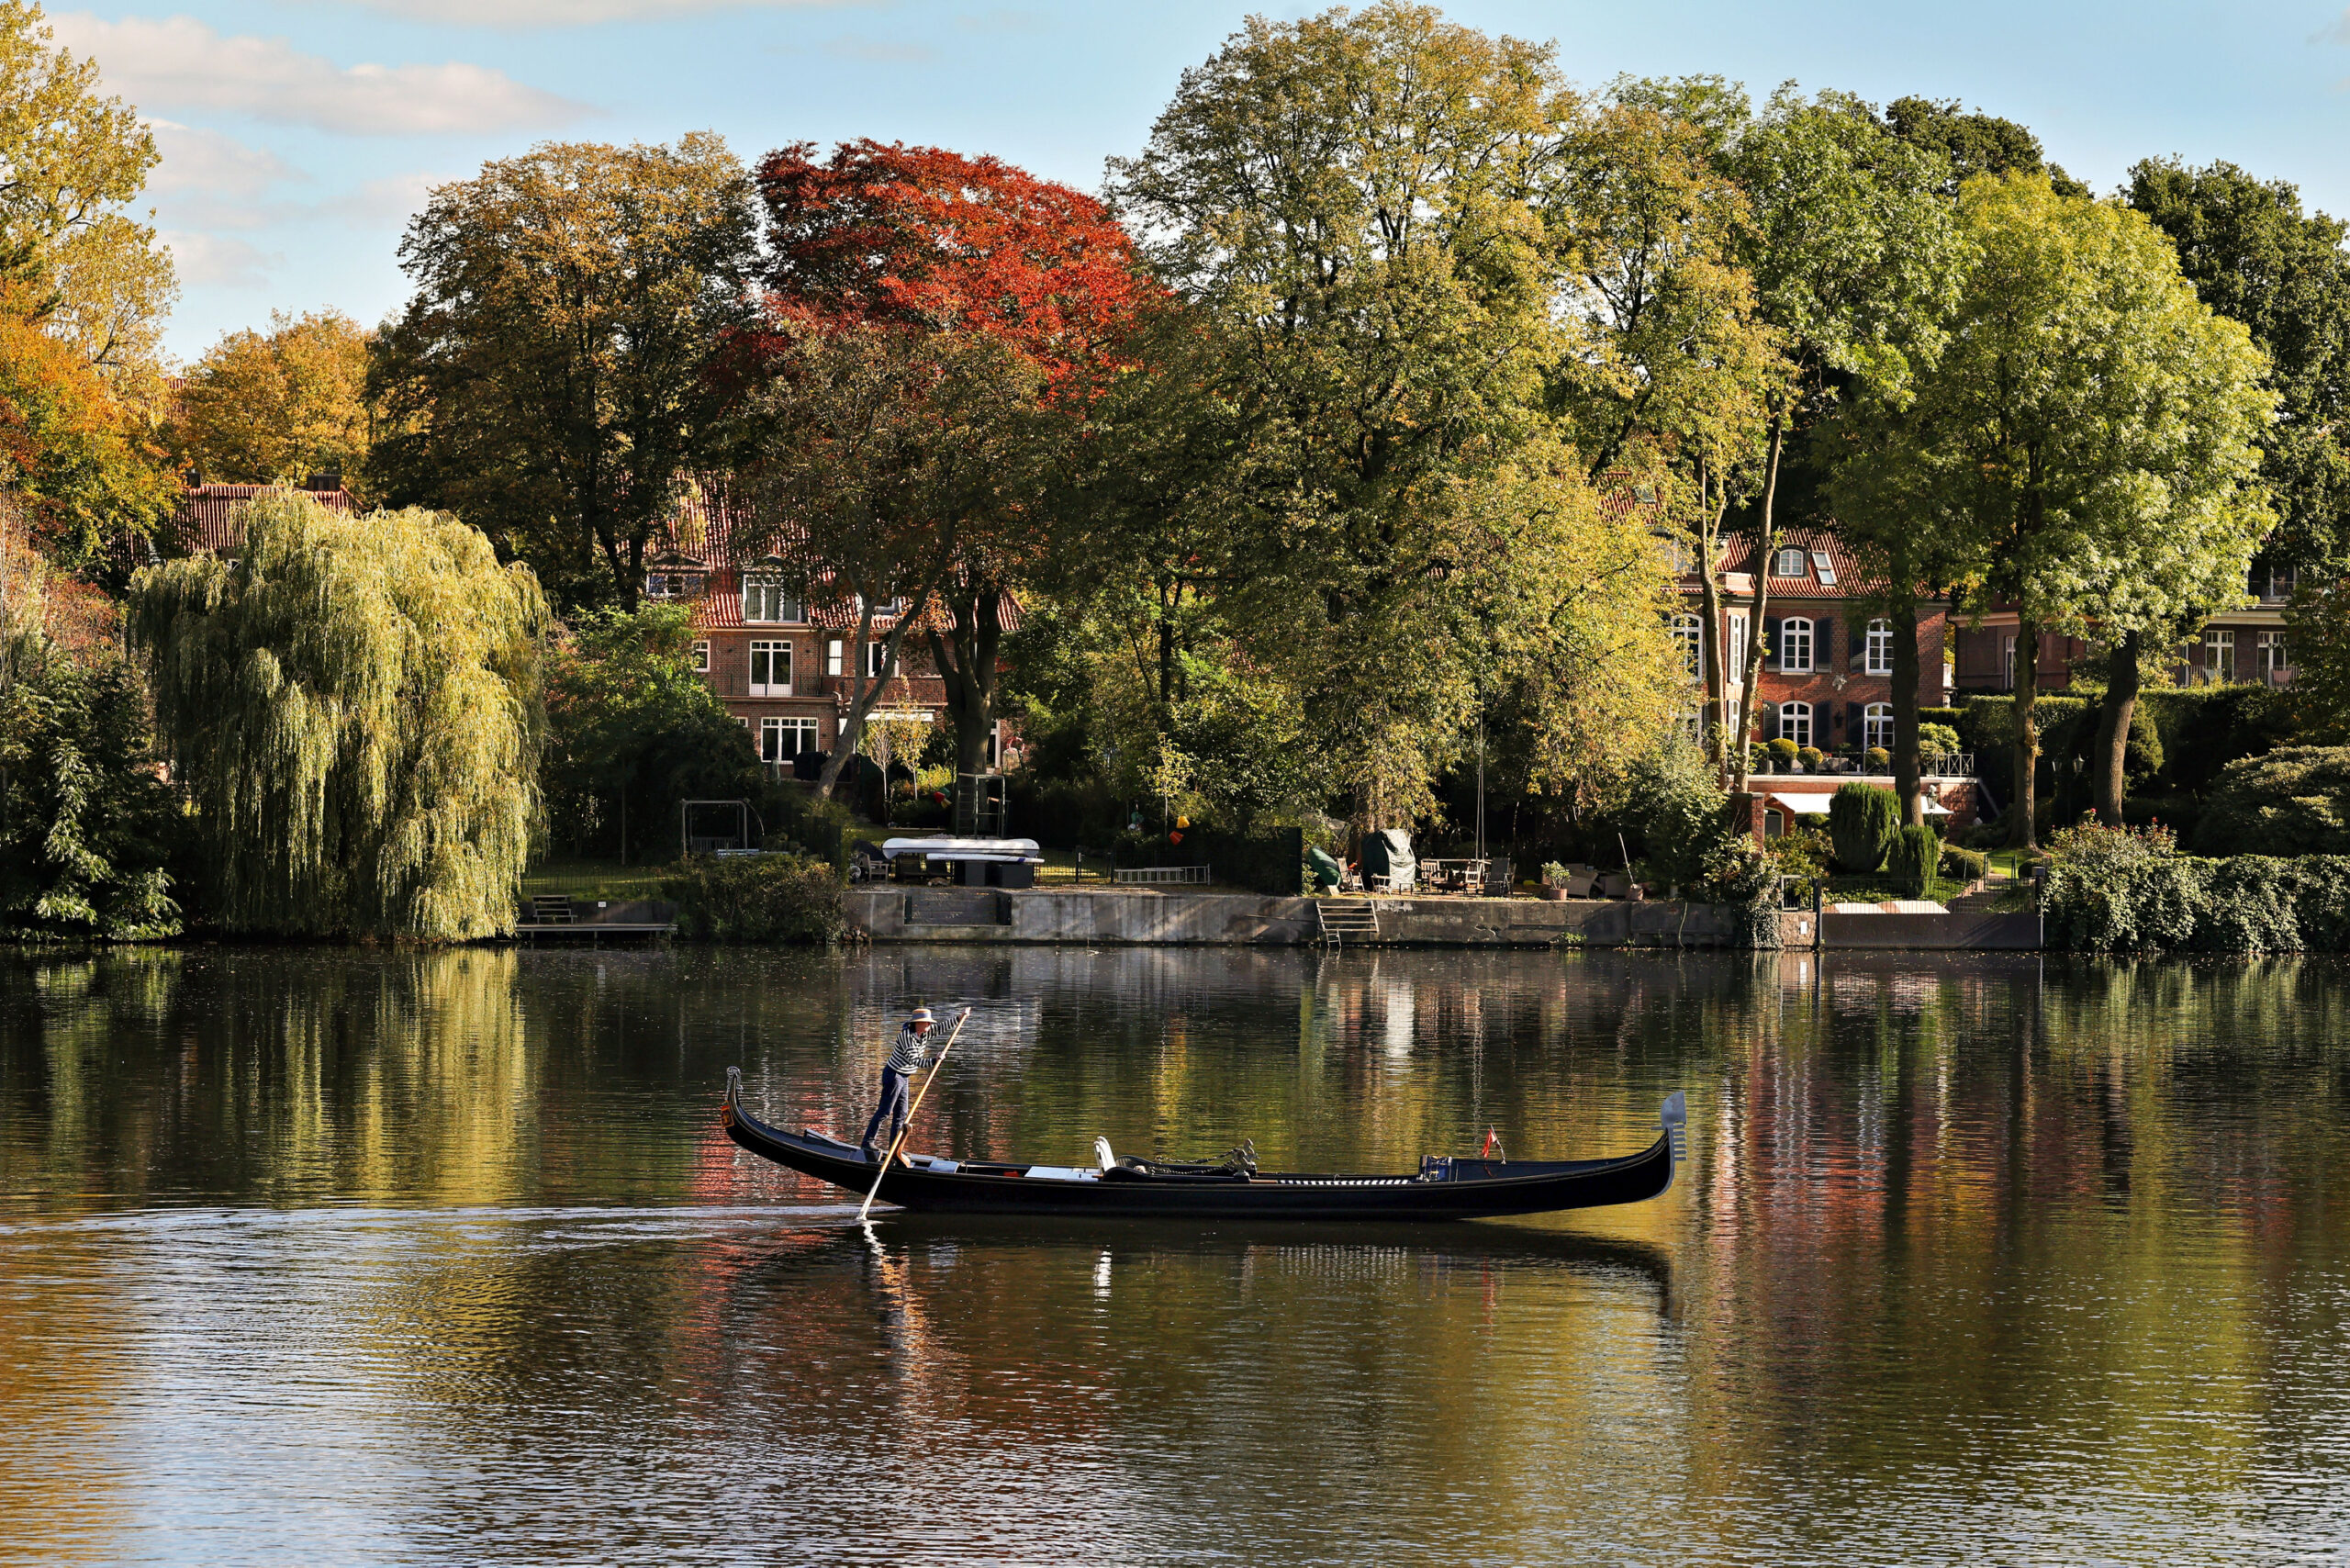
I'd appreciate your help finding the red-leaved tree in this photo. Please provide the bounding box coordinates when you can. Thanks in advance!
[748,140,1151,781]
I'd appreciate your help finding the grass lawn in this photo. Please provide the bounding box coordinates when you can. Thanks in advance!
[1821,873,1969,904]
[521,860,678,902]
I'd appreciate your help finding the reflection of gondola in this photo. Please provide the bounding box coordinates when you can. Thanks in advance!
[722,1070,1687,1221]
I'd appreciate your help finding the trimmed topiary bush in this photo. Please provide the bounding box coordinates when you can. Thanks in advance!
[1886,823,1941,897]
[1796,745,1825,772]
[1767,738,1798,771]
[1864,745,1892,770]
[2190,745,2350,857]
[1829,783,1900,873]
[1939,845,1988,883]
[1918,722,1963,761]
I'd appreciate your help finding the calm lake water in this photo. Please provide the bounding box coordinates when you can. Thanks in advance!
[2,944,2346,1565]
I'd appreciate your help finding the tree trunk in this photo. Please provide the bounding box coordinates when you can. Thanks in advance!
[928,580,1002,779]
[817,596,927,803]
[1729,414,1788,796]
[1696,527,1727,773]
[2009,619,2041,850]
[1890,597,1923,826]
[2092,629,2143,828]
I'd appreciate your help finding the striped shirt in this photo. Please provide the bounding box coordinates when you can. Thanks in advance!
[886,1025,931,1076]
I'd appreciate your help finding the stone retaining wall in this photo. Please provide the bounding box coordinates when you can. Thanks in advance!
[845,889,1744,947]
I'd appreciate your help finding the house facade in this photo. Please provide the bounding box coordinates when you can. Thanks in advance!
[1948,564,2298,694]
[1675,527,1951,756]
[163,476,356,555]
[647,481,1014,774]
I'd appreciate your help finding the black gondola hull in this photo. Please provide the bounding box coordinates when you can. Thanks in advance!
[721,1078,1684,1221]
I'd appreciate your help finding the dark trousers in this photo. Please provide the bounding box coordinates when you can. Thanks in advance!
[860,1066,911,1154]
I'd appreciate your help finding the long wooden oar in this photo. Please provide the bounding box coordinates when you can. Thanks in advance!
[857,1007,972,1224]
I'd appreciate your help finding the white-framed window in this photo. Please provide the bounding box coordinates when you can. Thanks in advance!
[1764,807,1785,840]
[748,639,791,697]
[1779,617,1815,674]
[825,639,845,677]
[2205,628,2237,683]
[2259,630,2288,679]
[1728,612,1749,686]
[1864,619,1893,676]
[690,639,710,673]
[1809,550,1838,587]
[742,578,800,624]
[1778,701,1813,747]
[758,716,821,761]
[865,641,893,680]
[2002,635,2018,691]
[1863,702,1893,751]
[643,570,703,599]
[1670,613,1703,675]
[1773,547,1807,577]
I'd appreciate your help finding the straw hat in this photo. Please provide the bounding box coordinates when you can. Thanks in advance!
[909,1007,935,1025]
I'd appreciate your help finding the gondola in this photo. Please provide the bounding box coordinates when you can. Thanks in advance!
[722,1069,1688,1222]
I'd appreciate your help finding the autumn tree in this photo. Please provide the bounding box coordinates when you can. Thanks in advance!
[129,494,549,938]
[0,2,179,577]
[174,309,371,489]
[749,138,1148,780]
[1831,174,2273,846]
[1552,83,1780,774]
[369,135,755,609]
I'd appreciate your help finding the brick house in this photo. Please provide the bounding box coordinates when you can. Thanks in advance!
[161,476,356,555]
[1676,527,1951,756]
[1948,564,2298,694]
[647,480,1016,775]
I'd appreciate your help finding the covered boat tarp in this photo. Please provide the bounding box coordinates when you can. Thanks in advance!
[1306,845,1343,891]
[1361,828,1415,890]
[881,835,1043,865]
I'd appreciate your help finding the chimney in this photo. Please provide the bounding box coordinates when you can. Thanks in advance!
[304,473,342,492]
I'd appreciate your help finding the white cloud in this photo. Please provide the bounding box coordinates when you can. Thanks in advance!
[50,14,591,134]
[162,230,275,288]
[145,120,296,202]
[2321,9,2350,44]
[305,0,851,24]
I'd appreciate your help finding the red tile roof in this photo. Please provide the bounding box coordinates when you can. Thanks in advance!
[1684,526,1887,600]
[174,483,356,553]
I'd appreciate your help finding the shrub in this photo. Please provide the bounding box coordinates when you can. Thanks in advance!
[1940,844,1987,883]
[2191,745,2350,857]
[1828,783,1899,873]
[662,853,847,944]
[1796,745,1825,772]
[1918,722,1962,760]
[1886,823,1941,897]
[1767,738,1798,771]
[1864,745,1892,770]
[769,785,855,873]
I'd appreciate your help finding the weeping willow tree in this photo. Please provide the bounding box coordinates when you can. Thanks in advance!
[129,494,548,938]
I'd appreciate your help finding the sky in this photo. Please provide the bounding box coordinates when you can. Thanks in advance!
[45,0,2350,364]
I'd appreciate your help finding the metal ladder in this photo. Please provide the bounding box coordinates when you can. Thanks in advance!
[1315,900,1379,947]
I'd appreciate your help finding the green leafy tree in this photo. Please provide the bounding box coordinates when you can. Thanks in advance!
[2127,159,2350,576]
[129,494,548,938]
[368,135,755,609]
[0,534,180,937]
[1112,3,1686,827]
[173,309,371,489]
[1831,174,2273,847]
[543,603,767,863]
[1828,782,1899,873]
[1878,95,2086,196]
[1718,87,1963,805]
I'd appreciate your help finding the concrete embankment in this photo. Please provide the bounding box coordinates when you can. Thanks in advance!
[845,888,1744,946]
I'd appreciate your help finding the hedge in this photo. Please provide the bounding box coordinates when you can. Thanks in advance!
[2041,853,2350,953]
[662,853,848,944]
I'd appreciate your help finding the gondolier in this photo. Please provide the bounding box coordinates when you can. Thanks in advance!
[860,1007,936,1159]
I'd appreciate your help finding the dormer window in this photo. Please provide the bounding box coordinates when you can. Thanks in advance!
[1809,551,1837,586]
[643,570,704,599]
[1773,547,1807,578]
[743,577,801,623]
